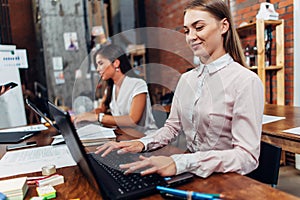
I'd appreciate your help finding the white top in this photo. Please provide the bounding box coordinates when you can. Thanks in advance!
[140,54,264,178]
[110,76,158,134]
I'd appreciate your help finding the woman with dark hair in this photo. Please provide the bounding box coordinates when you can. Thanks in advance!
[95,0,264,178]
[75,44,157,135]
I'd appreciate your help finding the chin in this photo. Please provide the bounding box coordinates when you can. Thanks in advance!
[194,50,209,58]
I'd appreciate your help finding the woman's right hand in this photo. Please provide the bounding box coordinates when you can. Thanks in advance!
[74,112,98,124]
[95,141,145,157]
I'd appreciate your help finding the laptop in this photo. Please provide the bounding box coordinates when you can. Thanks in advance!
[48,101,193,200]
[25,98,59,131]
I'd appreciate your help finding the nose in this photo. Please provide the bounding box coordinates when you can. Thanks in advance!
[186,29,197,43]
[97,64,105,72]
[96,65,101,72]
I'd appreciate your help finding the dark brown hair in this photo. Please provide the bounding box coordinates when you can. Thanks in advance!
[93,44,137,109]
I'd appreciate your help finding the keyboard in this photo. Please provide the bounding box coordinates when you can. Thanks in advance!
[88,151,168,200]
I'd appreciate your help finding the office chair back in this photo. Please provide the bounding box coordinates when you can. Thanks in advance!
[152,108,169,128]
[246,141,282,187]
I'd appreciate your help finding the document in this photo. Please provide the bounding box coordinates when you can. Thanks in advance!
[0,124,48,133]
[283,127,300,135]
[262,114,286,124]
[51,124,116,146]
[0,145,76,178]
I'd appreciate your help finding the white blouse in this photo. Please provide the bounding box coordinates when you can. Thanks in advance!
[139,54,264,178]
[110,76,157,135]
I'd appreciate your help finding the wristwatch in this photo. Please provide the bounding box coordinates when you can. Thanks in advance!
[98,113,105,124]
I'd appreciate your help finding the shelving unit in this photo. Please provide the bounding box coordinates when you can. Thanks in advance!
[237,19,285,105]
[126,44,146,80]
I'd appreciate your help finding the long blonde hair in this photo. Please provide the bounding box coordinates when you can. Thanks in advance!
[184,0,247,67]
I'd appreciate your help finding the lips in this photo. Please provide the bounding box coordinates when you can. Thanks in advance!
[191,43,202,50]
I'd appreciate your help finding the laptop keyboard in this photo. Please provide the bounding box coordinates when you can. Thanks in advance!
[90,151,167,195]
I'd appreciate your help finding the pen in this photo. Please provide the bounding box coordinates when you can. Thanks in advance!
[20,133,34,140]
[156,186,222,200]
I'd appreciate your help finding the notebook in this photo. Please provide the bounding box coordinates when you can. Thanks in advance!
[48,101,193,200]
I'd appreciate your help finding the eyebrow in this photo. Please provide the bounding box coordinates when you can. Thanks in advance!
[183,20,204,29]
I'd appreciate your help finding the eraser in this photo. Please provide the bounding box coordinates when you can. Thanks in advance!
[30,197,46,200]
[36,185,56,199]
[37,174,64,187]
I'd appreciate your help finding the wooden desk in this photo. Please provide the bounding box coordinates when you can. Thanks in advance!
[0,127,299,200]
[262,104,300,154]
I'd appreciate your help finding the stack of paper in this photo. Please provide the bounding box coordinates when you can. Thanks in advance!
[0,177,28,199]
[76,124,116,146]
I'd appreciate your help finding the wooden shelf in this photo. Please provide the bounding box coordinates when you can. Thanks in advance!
[247,65,283,70]
[237,19,285,105]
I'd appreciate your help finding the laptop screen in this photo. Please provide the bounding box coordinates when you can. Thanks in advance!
[26,99,59,131]
[48,101,101,192]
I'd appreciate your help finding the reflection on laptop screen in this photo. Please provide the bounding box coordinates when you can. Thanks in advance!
[26,99,59,131]
[48,101,101,192]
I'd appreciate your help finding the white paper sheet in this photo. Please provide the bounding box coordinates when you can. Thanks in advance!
[262,114,286,124]
[76,124,116,139]
[0,145,76,178]
[283,127,300,135]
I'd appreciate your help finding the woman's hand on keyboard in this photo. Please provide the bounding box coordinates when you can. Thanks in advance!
[74,112,98,124]
[120,155,176,177]
[95,141,145,157]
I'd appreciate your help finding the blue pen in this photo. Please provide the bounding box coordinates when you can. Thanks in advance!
[156,186,220,200]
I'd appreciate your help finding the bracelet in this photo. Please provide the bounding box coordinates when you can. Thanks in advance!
[98,113,104,124]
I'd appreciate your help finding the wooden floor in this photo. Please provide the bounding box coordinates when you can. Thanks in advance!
[277,165,300,197]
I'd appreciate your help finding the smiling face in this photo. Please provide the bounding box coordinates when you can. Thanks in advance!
[95,54,115,81]
[184,9,228,63]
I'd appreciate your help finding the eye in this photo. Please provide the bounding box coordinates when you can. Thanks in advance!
[183,28,189,35]
[195,26,204,31]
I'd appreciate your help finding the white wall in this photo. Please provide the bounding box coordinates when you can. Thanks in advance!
[294,0,300,106]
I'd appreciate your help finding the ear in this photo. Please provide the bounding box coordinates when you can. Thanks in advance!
[220,18,229,34]
[112,59,120,69]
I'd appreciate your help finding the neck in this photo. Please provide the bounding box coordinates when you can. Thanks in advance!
[113,74,125,87]
[199,47,226,65]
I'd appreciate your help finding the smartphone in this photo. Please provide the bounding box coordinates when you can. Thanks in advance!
[6,141,37,151]
[2,82,18,90]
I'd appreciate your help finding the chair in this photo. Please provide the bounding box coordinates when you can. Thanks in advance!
[152,104,169,128]
[246,141,282,187]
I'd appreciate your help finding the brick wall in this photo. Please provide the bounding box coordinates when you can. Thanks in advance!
[144,0,193,102]
[144,0,294,105]
[8,0,46,92]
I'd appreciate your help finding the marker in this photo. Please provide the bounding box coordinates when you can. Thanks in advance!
[156,186,223,200]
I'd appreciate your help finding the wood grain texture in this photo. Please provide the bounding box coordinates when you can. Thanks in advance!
[1,117,300,199]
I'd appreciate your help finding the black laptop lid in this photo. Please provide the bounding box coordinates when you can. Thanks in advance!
[48,101,100,192]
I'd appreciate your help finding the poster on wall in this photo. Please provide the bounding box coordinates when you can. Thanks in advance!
[52,56,63,70]
[0,45,29,69]
[54,71,65,85]
[63,32,79,51]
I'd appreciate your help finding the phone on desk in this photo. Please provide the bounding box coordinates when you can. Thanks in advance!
[6,141,37,151]
[1,82,18,90]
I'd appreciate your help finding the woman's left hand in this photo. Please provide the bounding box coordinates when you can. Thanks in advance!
[119,155,176,177]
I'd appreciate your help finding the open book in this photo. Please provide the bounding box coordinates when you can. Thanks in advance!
[77,124,116,146]
[52,124,116,146]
